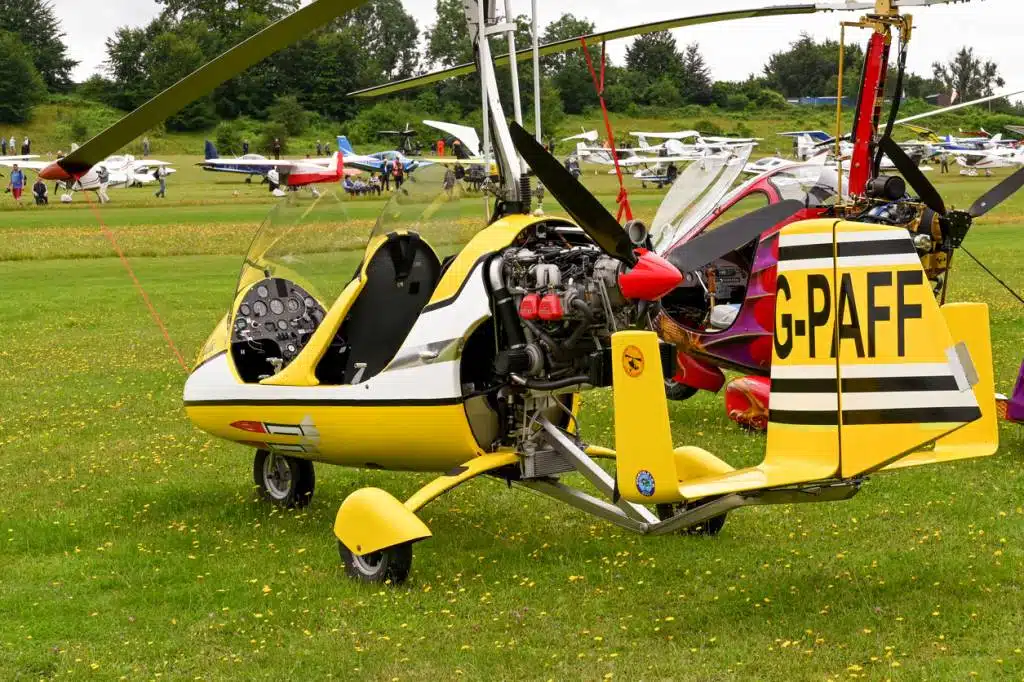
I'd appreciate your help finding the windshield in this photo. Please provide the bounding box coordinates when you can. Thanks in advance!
[652,153,843,255]
[650,146,753,254]
[232,164,487,323]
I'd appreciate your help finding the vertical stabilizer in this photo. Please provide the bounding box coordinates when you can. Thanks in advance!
[204,140,218,160]
[336,136,355,156]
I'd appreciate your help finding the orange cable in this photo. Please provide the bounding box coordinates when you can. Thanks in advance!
[83,191,190,374]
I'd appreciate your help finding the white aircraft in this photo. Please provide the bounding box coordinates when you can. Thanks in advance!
[632,131,761,155]
[0,157,133,199]
[948,147,1024,175]
[102,154,176,186]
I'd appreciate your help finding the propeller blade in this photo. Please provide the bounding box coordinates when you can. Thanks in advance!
[509,122,636,265]
[666,200,806,274]
[53,0,368,177]
[880,136,946,215]
[969,166,1024,218]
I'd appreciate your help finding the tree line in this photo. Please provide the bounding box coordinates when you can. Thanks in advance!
[0,0,1017,146]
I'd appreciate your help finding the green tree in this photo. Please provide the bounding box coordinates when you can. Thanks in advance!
[763,33,863,99]
[932,47,1005,101]
[0,31,45,123]
[679,43,712,105]
[143,28,216,130]
[268,95,310,136]
[542,14,598,115]
[337,0,419,80]
[154,0,299,33]
[625,31,683,82]
[423,0,479,115]
[0,0,78,91]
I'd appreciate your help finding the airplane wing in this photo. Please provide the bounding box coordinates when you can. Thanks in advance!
[617,155,703,167]
[0,159,49,171]
[422,120,482,158]
[630,131,701,140]
[198,158,296,169]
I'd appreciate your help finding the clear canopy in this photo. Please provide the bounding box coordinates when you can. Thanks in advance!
[651,151,843,255]
[232,165,488,321]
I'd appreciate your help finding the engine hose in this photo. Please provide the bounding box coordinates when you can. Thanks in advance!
[488,257,526,349]
[521,318,566,362]
[563,298,595,350]
[510,374,590,391]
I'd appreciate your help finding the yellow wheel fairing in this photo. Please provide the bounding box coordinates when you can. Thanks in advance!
[334,488,432,556]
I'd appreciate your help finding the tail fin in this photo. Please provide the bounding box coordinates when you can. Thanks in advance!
[329,151,344,177]
[204,140,219,160]
[636,135,650,151]
[336,136,354,156]
[770,219,995,478]
[576,141,589,158]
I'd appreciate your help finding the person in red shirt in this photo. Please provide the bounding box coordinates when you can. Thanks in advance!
[437,139,445,157]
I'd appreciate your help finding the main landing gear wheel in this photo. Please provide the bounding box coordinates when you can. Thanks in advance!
[656,503,728,536]
[338,541,414,584]
[665,378,698,402]
[253,449,315,509]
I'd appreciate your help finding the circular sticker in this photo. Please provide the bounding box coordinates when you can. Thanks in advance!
[635,470,656,497]
[623,345,645,378]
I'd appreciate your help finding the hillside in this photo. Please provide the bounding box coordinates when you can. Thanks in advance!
[7,95,1024,161]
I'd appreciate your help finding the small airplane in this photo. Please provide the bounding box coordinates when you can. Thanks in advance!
[198,141,286,182]
[633,131,761,154]
[36,0,1005,587]
[199,142,358,194]
[336,136,424,174]
[266,152,354,197]
[101,154,176,186]
[0,157,137,201]
[947,147,1024,175]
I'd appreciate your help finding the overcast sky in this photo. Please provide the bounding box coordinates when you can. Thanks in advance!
[53,0,1023,101]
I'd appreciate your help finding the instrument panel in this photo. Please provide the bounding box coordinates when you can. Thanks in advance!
[231,278,326,379]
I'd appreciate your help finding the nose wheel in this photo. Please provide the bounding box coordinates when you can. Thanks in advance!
[253,450,315,509]
[338,541,414,584]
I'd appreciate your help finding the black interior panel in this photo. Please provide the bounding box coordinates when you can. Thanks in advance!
[316,233,441,385]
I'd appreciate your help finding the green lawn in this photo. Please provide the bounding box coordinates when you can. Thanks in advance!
[0,157,1022,680]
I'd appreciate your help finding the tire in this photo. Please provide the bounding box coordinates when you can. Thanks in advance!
[665,378,698,402]
[656,503,728,536]
[253,450,315,509]
[339,540,413,585]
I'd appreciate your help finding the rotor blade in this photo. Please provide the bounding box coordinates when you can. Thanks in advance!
[666,200,806,274]
[350,4,835,98]
[57,0,368,176]
[509,122,636,265]
[880,137,946,215]
[969,166,1024,218]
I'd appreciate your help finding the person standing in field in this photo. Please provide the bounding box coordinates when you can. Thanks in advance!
[316,140,323,156]
[142,137,151,157]
[8,135,15,154]
[940,153,950,174]
[96,165,111,204]
[1,136,7,155]
[8,163,25,205]
[381,159,391,191]
[242,139,250,155]
[154,165,167,198]
[393,156,405,190]
[22,137,30,155]
[437,138,445,157]
[272,138,282,160]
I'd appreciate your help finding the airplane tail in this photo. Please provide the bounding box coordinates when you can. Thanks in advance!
[612,219,996,505]
[636,135,651,151]
[336,136,355,156]
[205,140,219,160]
[329,151,344,177]
[576,141,590,159]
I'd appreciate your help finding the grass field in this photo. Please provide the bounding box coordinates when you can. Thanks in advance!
[0,156,1022,680]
